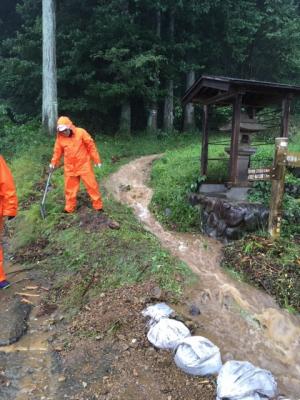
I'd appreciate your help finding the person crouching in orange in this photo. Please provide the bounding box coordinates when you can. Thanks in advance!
[49,116,103,213]
[0,155,18,289]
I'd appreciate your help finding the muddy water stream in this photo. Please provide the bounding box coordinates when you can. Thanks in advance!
[0,265,59,400]
[105,155,300,399]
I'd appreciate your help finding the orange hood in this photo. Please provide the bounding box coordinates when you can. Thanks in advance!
[57,116,76,133]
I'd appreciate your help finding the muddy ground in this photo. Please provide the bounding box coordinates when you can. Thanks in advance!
[0,265,216,400]
[51,281,216,400]
[1,208,216,400]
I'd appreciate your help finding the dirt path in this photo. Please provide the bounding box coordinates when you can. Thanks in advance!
[105,154,300,399]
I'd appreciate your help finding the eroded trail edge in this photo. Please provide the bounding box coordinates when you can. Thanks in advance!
[105,154,300,399]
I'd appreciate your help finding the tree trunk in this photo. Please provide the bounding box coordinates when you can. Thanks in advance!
[147,9,161,133]
[183,70,196,132]
[163,79,174,132]
[147,106,158,132]
[42,0,57,135]
[163,8,175,132]
[119,100,131,135]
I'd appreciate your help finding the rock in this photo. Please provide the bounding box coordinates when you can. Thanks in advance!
[54,346,63,352]
[224,206,245,227]
[189,305,201,316]
[108,220,120,230]
[216,219,227,236]
[184,320,197,331]
[225,227,242,240]
[164,208,172,217]
[130,338,138,348]
[244,212,260,231]
[191,194,269,241]
[207,212,218,228]
[151,286,162,300]
[0,299,31,346]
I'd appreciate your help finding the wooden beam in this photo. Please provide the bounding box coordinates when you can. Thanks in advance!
[202,77,230,91]
[201,105,209,176]
[202,91,237,106]
[229,94,243,184]
[281,96,291,137]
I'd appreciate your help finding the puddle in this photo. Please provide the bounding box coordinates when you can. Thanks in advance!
[105,154,300,399]
[0,264,59,400]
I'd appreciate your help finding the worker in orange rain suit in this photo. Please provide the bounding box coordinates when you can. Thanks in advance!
[49,116,103,213]
[0,155,18,289]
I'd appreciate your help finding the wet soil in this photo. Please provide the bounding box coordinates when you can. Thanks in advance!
[105,154,300,399]
[0,267,216,400]
[12,238,50,264]
[54,281,216,400]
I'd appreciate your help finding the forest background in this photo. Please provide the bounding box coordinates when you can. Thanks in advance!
[2,0,300,135]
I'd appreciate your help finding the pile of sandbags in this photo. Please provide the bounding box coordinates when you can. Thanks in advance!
[142,303,279,400]
[142,303,221,376]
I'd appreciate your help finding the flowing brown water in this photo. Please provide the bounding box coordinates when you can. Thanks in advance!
[0,265,59,399]
[105,155,300,399]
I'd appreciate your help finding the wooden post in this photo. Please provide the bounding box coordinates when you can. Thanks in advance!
[281,96,291,137]
[229,94,242,184]
[268,137,288,239]
[201,105,209,176]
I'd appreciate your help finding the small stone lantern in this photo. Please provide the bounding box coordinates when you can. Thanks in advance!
[220,112,266,185]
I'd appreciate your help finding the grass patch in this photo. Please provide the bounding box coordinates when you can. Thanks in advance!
[149,133,300,236]
[222,235,300,313]
[6,122,196,315]
[149,145,201,231]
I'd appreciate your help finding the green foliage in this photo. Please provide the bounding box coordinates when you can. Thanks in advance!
[150,145,200,231]
[2,0,300,131]
[149,136,235,231]
[223,235,300,312]
[248,143,300,237]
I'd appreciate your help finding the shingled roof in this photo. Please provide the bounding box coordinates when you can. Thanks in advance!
[182,75,300,107]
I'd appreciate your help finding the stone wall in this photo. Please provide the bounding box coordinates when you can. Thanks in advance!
[189,193,269,242]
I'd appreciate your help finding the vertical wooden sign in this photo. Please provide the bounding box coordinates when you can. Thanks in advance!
[268,137,288,239]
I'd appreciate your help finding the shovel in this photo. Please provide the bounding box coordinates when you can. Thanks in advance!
[40,169,53,219]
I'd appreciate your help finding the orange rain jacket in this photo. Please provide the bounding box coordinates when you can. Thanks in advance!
[51,116,101,176]
[0,155,18,282]
[0,155,18,218]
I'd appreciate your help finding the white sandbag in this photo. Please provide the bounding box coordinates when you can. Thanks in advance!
[142,303,175,323]
[147,318,191,350]
[216,360,277,400]
[174,336,222,376]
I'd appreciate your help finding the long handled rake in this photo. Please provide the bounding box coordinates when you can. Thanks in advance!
[40,169,53,219]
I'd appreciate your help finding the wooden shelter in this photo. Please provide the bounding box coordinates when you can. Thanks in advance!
[182,75,300,185]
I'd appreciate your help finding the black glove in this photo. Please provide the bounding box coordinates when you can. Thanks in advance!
[8,216,15,221]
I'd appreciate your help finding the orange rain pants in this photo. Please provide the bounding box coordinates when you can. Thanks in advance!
[51,116,103,213]
[0,155,18,282]
[64,174,102,213]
